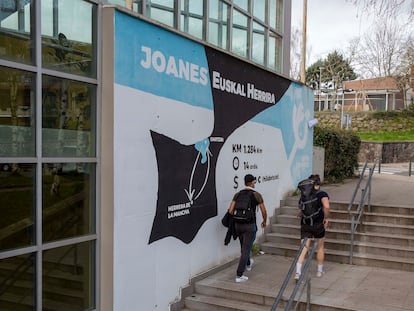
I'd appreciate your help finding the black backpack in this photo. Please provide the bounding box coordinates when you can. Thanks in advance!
[233,189,256,223]
[298,179,321,225]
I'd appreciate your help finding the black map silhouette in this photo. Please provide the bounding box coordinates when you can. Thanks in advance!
[149,47,291,244]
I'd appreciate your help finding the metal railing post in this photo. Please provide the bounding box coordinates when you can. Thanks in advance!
[306,277,311,311]
[350,216,354,265]
[409,160,412,177]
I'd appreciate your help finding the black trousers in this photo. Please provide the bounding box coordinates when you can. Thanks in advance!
[235,222,256,277]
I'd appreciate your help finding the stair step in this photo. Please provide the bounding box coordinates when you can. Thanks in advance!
[266,232,414,250]
[185,293,272,311]
[261,240,414,271]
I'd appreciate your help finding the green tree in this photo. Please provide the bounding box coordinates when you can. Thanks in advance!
[305,51,357,90]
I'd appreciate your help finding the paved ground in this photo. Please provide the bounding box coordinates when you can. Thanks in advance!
[323,166,414,207]
[198,172,414,311]
[202,252,414,311]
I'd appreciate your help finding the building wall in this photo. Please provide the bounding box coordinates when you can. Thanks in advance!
[102,8,314,310]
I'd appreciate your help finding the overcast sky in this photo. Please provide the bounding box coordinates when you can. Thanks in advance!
[291,0,374,65]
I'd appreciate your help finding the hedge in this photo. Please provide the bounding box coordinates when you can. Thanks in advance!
[314,127,361,182]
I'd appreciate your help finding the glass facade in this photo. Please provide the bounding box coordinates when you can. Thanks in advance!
[107,0,288,73]
[0,0,98,310]
[1,0,290,310]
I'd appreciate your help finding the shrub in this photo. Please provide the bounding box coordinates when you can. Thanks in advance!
[314,127,361,182]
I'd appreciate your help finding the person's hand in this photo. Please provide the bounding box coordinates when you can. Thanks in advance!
[323,218,329,228]
[261,220,267,228]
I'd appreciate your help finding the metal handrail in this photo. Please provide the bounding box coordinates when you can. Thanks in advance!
[271,238,318,311]
[348,160,368,212]
[349,162,376,264]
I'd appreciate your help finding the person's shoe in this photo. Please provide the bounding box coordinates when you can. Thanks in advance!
[294,273,300,281]
[316,271,324,278]
[246,258,254,271]
[235,275,249,283]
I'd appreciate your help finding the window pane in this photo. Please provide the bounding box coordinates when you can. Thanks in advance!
[232,9,248,57]
[42,163,95,243]
[0,163,35,252]
[208,0,229,49]
[233,0,248,11]
[253,0,265,22]
[180,0,204,39]
[0,66,35,157]
[0,253,35,310]
[268,32,281,71]
[189,0,203,15]
[43,241,95,311]
[41,0,96,77]
[269,0,277,29]
[42,76,96,158]
[149,7,174,27]
[150,0,174,6]
[268,34,275,69]
[188,17,203,39]
[252,22,265,65]
[0,0,34,64]
[276,0,283,32]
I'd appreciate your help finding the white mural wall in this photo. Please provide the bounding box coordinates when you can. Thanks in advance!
[111,10,314,311]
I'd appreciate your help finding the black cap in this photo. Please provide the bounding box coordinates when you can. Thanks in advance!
[244,174,256,184]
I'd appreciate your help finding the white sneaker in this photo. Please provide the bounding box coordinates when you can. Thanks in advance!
[246,258,254,271]
[294,273,300,281]
[235,275,249,283]
[316,271,324,278]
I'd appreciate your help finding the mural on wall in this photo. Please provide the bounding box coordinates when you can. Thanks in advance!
[114,12,313,245]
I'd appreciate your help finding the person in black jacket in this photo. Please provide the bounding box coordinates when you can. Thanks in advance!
[221,211,237,245]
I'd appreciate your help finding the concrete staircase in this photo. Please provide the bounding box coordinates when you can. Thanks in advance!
[183,268,348,311]
[262,198,414,271]
[182,198,414,310]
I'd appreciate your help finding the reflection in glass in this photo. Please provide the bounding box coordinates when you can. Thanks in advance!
[42,75,96,158]
[276,0,283,32]
[0,66,35,157]
[232,9,248,58]
[0,164,35,252]
[233,0,248,11]
[268,0,283,32]
[0,253,35,310]
[41,0,96,77]
[149,7,174,27]
[268,33,282,72]
[42,163,95,243]
[268,34,276,70]
[208,0,228,49]
[151,0,174,6]
[43,241,95,311]
[0,0,34,64]
[148,0,175,27]
[180,0,204,39]
[253,0,265,22]
[252,22,265,65]
[269,0,277,30]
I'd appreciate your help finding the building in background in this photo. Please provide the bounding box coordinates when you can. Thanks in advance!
[0,1,316,311]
